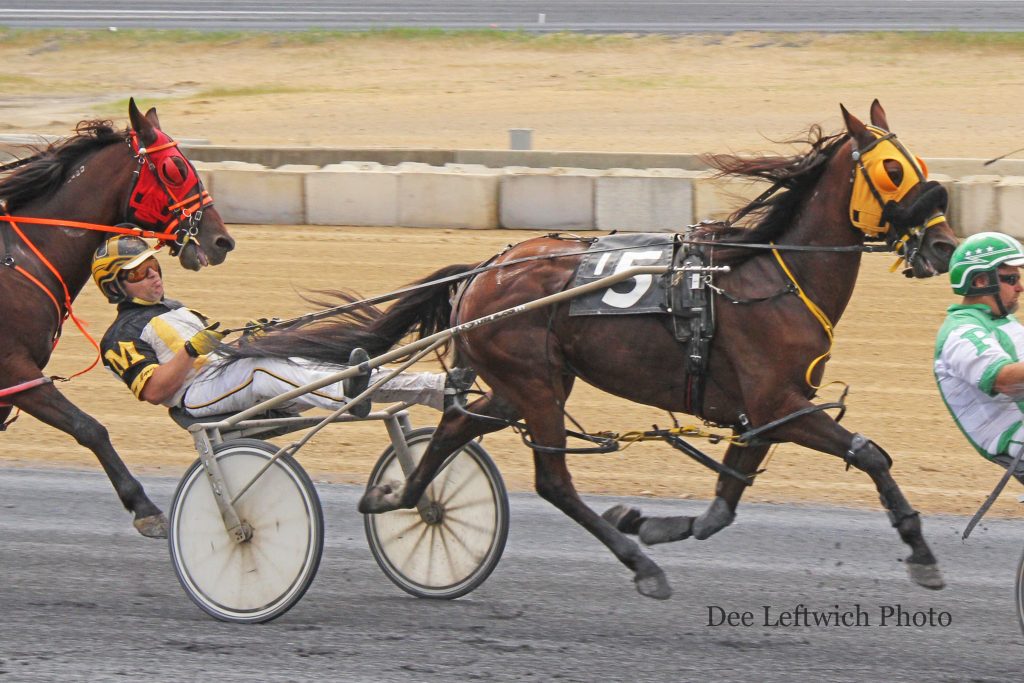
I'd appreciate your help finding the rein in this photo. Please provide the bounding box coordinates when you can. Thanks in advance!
[238,236,893,335]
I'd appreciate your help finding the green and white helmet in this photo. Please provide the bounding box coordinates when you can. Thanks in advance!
[948,231,1024,296]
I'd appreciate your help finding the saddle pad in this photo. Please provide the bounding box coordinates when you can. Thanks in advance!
[568,234,673,316]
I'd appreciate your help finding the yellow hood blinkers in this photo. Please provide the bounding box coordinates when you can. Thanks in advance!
[849,126,929,236]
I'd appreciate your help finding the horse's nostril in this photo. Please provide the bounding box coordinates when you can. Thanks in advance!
[936,240,956,261]
[216,235,236,252]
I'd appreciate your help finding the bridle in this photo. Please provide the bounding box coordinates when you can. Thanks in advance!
[848,125,948,274]
[125,128,214,255]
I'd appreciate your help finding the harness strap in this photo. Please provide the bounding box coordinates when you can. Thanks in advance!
[771,246,834,389]
[0,376,53,403]
[3,211,101,377]
[12,264,62,336]
[0,214,179,242]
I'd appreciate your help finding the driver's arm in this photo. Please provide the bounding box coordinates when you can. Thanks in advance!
[138,349,196,405]
[993,362,1024,398]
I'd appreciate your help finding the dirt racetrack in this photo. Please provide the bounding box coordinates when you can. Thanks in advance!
[1,31,1023,516]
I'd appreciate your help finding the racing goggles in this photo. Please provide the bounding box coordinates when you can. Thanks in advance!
[119,258,162,283]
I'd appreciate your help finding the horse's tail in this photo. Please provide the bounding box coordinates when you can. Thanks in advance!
[214,264,474,367]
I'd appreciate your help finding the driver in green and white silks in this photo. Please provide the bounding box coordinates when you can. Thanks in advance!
[935,231,1024,485]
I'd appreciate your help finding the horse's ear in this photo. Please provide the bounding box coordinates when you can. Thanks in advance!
[869,99,889,130]
[841,104,874,149]
[128,97,158,146]
[145,107,162,131]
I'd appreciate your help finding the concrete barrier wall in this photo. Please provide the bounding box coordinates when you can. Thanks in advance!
[1,134,1020,237]
[174,143,1024,179]
[193,160,1024,239]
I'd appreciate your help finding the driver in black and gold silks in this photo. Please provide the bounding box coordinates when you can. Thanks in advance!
[92,235,472,420]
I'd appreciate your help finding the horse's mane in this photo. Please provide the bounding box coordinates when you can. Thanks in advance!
[0,120,124,211]
[695,126,849,261]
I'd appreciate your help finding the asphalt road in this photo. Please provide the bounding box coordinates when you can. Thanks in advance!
[0,1,1021,32]
[1,467,1021,682]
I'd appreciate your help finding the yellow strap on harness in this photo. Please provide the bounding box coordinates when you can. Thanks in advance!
[771,246,834,389]
[594,424,747,448]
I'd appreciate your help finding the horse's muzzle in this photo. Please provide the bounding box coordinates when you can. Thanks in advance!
[883,182,948,229]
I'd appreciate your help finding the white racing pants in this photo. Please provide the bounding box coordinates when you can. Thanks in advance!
[181,356,445,417]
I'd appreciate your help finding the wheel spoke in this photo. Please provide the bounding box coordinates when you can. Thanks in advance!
[389,514,433,575]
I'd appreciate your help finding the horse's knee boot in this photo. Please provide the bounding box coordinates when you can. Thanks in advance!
[638,516,693,545]
[692,496,735,540]
[843,433,892,474]
[602,504,645,535]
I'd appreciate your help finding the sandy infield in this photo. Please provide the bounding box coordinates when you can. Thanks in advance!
[1,31,1022,516]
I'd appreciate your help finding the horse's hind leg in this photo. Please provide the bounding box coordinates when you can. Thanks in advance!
[13,380,167,538]
[518,395,670,600]
[534,451,671,599]
[361,387,671,599]
[359,392,517,512]
[604,442,770,545]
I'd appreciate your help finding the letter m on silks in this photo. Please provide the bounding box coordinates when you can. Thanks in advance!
[104,341,145,376]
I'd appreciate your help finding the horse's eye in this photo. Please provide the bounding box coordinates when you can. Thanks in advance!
[159,156,189,185]
[883,159,904,187]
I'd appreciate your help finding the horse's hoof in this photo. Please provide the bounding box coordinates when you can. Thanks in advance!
[357,490,382,514]
[134,513,168,539]
[907,562,945,590]
[358,482,403,514]
[602,504,644,535]
[638,516,693,545]
[634,569,672,600]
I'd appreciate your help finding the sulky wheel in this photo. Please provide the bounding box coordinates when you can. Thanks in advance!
[364,427,509,599]
[168,439,324,623]
[1017,548,1024,636]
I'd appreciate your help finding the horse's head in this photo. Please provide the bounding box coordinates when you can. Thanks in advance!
[841,100,958,278]
[126,98,234,271]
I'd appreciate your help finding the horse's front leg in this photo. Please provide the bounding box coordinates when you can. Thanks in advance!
[756,398,944,590]
[13,379,167,538]
[604,442,770,545]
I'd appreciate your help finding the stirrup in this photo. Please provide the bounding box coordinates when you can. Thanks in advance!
[443,367,477,413]
[344,348,372,418]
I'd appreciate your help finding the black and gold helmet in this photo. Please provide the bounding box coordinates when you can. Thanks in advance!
[91,234,160,303]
